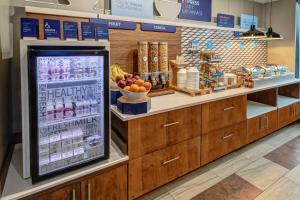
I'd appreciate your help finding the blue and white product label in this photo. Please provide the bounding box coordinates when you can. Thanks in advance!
[95,24,109,40]
[140,23,176,33]
[111,0,153,19]
[90,18,137,30]
[233,31,243,38]
[252,41,257,49]
[63,21,78,40]
[21,18,39,39]
[240,14,258,29]
[179,0,212,22]
[81,22,95,40]
[217,13,235,28]
[44,19,61,39]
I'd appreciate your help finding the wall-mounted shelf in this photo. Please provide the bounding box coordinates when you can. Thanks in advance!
[247,100,277,119]
[25,6,267,32]
[277,95,300,108]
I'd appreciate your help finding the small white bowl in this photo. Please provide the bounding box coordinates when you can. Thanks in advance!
[154,0,181,19]
[119,87,150,101]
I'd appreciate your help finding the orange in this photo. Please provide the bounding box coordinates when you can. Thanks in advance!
[130,84,139,92]
[138,86,146,93]
[143,82,152,90]
[124,86,130,91]
[135,79,145,86]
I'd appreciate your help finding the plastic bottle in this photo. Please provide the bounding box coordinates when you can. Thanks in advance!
[76,96,84,117]
[177,68,187,89]
[47,100,55,122]
[90,96,98,114]
[83,96,91,115]
[186,67,200,91]
[63,97,74,119]
[55,98,64,120]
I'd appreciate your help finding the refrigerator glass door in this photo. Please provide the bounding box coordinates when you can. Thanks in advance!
[29,47,109,182]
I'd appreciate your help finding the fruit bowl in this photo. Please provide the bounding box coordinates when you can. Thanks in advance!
[119,87,150,101]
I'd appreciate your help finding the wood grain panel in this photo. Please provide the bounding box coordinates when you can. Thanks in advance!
[202,95,247,134]
[201,122,247,166]
[26,13,89,40]
[109,24,181,73]
[128,137,200,200]
[278,83,300,99]
[247,88,278,107]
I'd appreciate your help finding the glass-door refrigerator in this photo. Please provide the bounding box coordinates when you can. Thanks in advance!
[26,44,109,183]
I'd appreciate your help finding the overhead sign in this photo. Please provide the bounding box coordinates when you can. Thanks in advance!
[217,13,235,28]
[111,0,153,19]
[21,18,39,39]
[241,14,258,29]
[90,18,136,30]
[63,21,78,40]
[95,24,109,40]
[81,22,95,40]
[179,0,212,22]
[140,23,176,33]
[44,19,60,39]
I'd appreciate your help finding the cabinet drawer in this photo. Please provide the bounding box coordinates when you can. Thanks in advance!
[128,105,201,159]
[247,110,278,144]
[278,104,299,129]
[202,95,247,134]
[129,137,201,199]
[201,122,246,165]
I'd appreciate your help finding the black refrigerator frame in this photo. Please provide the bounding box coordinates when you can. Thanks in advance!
[28,45,110,183]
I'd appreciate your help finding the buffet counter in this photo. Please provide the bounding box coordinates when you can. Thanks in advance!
[112,78,300,121]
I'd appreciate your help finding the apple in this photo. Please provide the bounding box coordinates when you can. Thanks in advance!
[124,74,132,79]
[126,78,134,86]
[115,75,124,83]
[133,75,140,80]
[118,80,126,89]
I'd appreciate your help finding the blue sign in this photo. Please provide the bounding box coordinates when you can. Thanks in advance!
[90,18,136,30]
[241,14,258,29]
[179,0,212,22]
[217,13,234,28]
[95,24,109,40]
[63,21,78,40]
[140,23,176,33]
[44,19,60,39]
[21,18,39,39]
[111,0,153,19]
[81,22,95,40]
[206,40,213,49]
[234,31,243,38]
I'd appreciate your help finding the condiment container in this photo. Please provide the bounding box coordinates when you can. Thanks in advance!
[158,42,168,72]
[224,73,237,86]
[177,68,187,89]
[138,41,149,74]
[149,42,159,72]
[186,67,199,91]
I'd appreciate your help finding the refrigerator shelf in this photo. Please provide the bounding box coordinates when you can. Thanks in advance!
[38,77,100,85]
[39,113,101,128]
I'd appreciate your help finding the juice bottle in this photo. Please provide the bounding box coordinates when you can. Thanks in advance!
[46,100,55,122]
[63,97,73,119]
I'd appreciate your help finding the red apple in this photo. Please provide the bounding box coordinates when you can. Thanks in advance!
[118,80,126,89]
[115,75,124,83]
[133,75,140,80]
[126,78,134,86]
[124,74,132,79]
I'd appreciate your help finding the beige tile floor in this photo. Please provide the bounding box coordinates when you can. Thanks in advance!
[137,122,300,200]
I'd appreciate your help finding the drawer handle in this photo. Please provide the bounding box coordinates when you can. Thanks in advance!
[162,156,180,165]
[163,122,180,128]
[87,183,91,200]
[72,189,76,200]
[223,134,233,140]
[223,106,235,111]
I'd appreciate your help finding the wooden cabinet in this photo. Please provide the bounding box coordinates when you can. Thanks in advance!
[81,165,127,200]
[201,122,247,165]
[278,103,300,129]
[22,183,80,200]
[21,164,127,200]
[128,137,201,199]
[128,105,201,159]
[202,95,247,134]
[247,110,278,144]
